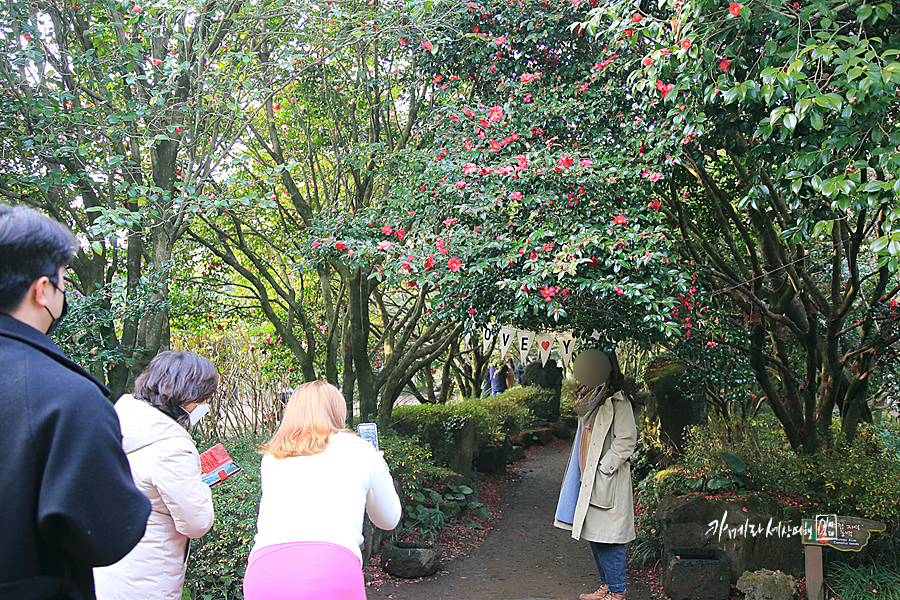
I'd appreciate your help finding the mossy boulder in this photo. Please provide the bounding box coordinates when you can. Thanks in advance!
[644,357,707,455]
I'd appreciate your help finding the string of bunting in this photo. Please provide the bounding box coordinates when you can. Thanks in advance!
[478,325,603,368]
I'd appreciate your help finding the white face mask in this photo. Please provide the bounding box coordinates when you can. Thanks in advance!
[185,403,210,427]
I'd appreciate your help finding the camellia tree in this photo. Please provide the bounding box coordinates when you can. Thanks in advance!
[0,0,298,394]
[582,0,900,451]
[304,0,696,404]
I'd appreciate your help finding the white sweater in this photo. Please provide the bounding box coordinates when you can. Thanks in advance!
[250,431,402,563]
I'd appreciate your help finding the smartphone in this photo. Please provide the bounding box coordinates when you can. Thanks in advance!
[357,422,379,451]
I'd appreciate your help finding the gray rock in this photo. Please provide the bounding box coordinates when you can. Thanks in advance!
[736,570,799,600]
[662,547,731,600]
[655,495,805,581]
[380,541,442,578]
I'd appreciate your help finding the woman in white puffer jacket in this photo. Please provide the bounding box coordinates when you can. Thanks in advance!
[94,351,219,600]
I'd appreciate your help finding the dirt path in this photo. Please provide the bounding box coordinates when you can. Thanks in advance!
[366,439,660,600]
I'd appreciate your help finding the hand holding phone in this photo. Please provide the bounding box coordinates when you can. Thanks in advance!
[356,422,378,452]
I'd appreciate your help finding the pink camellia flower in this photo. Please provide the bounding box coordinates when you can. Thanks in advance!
[614,286,624,295]
[133,5,143,13]
[488,105,503,122]
[447,257,462,272]
[423,40,433,51]
[540,285,558,301]
[613,214,627,225]
[649,172,661,182]
[580,159,593,167]
[490,140,500,151]
[529,251,538,260]
[443,217,459,225]
[381,225,393,235]
[524,92,533,103]
[455,180,467,188]
[462,162,477,174]
[681,38,692,49]
[729,2,743,16]
[509,191,523,200]
[517,156,528,169]
[377,240,392,251]
[632,12,642,22]
[493,35,506,45]
[642,57,653,67]
[720,59,731,71]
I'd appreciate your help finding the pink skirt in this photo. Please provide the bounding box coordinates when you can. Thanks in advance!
[243,541,366,600]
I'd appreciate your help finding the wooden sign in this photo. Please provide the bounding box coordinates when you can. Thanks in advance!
[801,515,885,552]
[802,515,886,600]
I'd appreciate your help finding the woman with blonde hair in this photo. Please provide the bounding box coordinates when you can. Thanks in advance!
[243,381,401,600]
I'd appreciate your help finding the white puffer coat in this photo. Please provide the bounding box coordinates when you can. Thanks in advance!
[94,394,214,600]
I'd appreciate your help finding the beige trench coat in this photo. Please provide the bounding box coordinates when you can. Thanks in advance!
[555,391,637,543]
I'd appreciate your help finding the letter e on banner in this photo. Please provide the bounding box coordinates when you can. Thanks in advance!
[517,330,535,365]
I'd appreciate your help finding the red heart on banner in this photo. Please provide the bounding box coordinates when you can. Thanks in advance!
[541,341,550,350]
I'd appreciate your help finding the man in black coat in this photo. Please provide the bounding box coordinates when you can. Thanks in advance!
[0,205,151,600]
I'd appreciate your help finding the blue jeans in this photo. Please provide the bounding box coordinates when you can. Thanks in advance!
[589,541,627,594]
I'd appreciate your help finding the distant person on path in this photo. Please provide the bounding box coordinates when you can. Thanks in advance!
[554,349,637,600]
[505,359,516,390]
[243,381,401,600]
[94,351,219,600]
[491,361,509,395]
[0,204,151,599]
[482,364,494,397]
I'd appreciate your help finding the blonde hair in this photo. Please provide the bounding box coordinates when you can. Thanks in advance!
[263,381,348,459]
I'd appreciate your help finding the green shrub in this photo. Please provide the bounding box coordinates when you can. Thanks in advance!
[476,395,534,438]
[391,397,533,468]
[493,386,553,424]
[185,436,265,600]
[561,379,580,416]
[826,563,900,600]
[381,431,456,504]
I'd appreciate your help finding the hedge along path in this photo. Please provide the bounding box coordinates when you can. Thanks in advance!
[366,439,659,600]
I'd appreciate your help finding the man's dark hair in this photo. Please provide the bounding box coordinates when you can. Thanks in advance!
[0,204,77,312]
[133,351,220,428]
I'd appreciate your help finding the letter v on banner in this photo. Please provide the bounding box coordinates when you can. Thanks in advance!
[557,332,576,369]
[517,330,535,365]
[482,324,495,355]
[499,326,516,359]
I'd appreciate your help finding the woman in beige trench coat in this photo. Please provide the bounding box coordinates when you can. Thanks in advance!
[555,350,637,600]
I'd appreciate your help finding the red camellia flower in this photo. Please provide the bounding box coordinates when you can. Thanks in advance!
[23,33,32,41]
[614,286,624,295]
[555,156,574,172]
[655,80,675,99]
[395,228,407,241]
[540,285,558,302]
[447,257,462,272]
[642,57,653,67]
[720,59,731,71]
[681,38,692,49]
[613,214,627,225]
[649,172,661,182]
[152,58,162,65]
[623,28,633,38]
[649,199,661,210]
[729,2,743,16]
[632,12,642,22]
[133,5,143,13]
[335,242,348,251]
[175,126,183,134]
[399,37,408,45]
[509,191,522,200]
[529,251,538,260]
[524,93,533,103]
[422,40,433,51]
[424,255,436,269]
